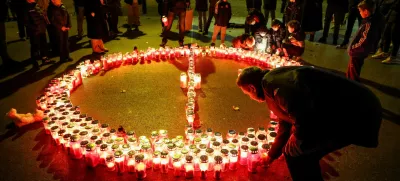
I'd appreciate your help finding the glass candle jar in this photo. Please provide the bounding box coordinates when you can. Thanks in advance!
[160,151,169,174]
[240,145,248,165]
[241,137,249,148]
[206,148,215,171]
[69,135,82,159]
[62,133,71,148]
[85,143,100,168]
[220,149,229,172]
[167,144,176,169]
[57,129,66,145]
[256,127,267,138]
[222,139,230,150]
[152,151,161,171]
[200,155,209,179]
[127,150,136,173]
[194,137,201,146]
[247,128,255,136]
[268,132,277,144]
[247,134,256,142]
[172,154,182,177]
[260,144,271,168]
[99,144,109,165]
[114,150,126,174]
[226,130,237,141]
[213,156,223,180]
[100,124,109,133]
[110,129,117,140]
[212,141,221,152]
[79,131,89,141]
[80,140,89,156]
[115,137,124,145]
[247,147,260,173]
[106,155,116,172]
[159,129,168,139]
[229,150,238,170]
[184,155,194,179]
[50,126,60,142]
[214,132,222,143]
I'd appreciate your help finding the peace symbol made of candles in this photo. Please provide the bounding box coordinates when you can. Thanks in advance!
[37,45,299,180]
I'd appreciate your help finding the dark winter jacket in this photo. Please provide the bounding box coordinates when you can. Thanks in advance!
[284,1,302,24]
[209,0,218,8]
[327,0,348,13]
[262,66,382,160]
[245,10,267,35]
[25,2,48,36]
[348,14,382,58]
[349,0,362,10]
[387,0,400,22]
[48,3,71,31]
[268,26,286,48]
[214,1,231,27]
[163,0,190,14]
[263,0,277,10]
[156,0,164,15]
[195,0,208,11]
[246,0,262,10]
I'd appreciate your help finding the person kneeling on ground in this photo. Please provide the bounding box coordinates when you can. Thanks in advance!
[282,20,305,61]
[237,66,382,181]
[232,34,255,51]
[268,19,286,54]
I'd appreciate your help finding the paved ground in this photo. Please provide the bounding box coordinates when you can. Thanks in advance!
[0,0,400,181]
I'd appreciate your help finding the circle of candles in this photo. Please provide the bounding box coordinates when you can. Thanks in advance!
[213,156,223,179]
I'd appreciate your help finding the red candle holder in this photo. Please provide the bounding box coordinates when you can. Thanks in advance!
[160,151,169,173]
[70,135,83,159]
[247,147,260,173]
[114,151,126,174]
[213,156,223,179]
[127,151,136,173]
[200,155,209,179]
[229,150,238,170]
[106,155,116,172]
[85,143,100,167]
[135,154,147,179]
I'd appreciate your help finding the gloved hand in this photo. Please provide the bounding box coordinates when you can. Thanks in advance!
[284,134,303,157]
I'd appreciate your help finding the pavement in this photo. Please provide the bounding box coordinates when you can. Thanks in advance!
[0,0,399,181]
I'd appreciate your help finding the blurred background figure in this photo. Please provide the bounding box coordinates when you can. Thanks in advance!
[11,0,28,41]
[318,0,348,45]
[73,0,85,40]
[195,0,208,33]
[107,0,122,37]
[263,0,277,24]
[203,0,218,35]
[85,0,109,54]
[126,0,141,31]
[300,0,323,41]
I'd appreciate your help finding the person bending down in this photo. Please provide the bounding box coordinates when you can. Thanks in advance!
[232,34,255,51]
[282,20,305,60]
[237,66,382,181]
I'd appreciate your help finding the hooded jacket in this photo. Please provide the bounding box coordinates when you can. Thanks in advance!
[261,66,382,160]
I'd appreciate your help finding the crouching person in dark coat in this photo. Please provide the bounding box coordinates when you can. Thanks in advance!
[48,0,72,62]
[268,19,286,53]
[237,66,382,181]
[25,0,51,69]
[245,9,266,36]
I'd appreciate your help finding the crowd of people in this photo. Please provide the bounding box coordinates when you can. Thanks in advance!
[0,0,399,77]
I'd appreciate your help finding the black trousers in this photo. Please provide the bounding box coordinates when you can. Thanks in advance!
[0,22,10,62]
[107,10,119,33]
[142,0,147,14]
[162,10,186,43]
[346,56,365,82]
[204,7,214,33]
[381,22,400,57]
[285,140,350,181]
[264,9,276,24]
[15,9,27,39]
[322,5,346,42]
[29,33,48,62]
[343,8,362,45]
[47,26,58,54]
[55,30,70,61]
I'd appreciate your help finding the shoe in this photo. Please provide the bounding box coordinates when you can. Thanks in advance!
[381,56,399,64]
[160,41,167,47]
[318,37,326,43]
[333,40,338,45]
[179,41,184,47]
[371,52,389,59]
[210,43,215,47]
[77,35,83,41]
[199,29,203,33]
[41,57,53,64]
[336,43,347,49]
[203,31,208,36]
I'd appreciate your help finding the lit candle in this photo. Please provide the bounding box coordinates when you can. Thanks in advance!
[106,155,116,172]
[99,144,109,165]
[200,155,209,179]
[180,72,187,89]
[160,151,169,173]
[135,154,147,179]
[239,145,248,165]
[220,149,229,172]
[69,135,82,159]
[152,152,161,171]
[229,150,238,170]
[213,156,223,179]
[247,147,260,173]
[194,73,201,89]
[260,144,270,168]
[172,154,182,177]
[126,151,136,173]
[85,143,100,168]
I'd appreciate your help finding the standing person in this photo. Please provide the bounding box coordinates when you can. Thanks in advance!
[156,0,164,30]
[142,0,147,14]
[282,20,305,59]
[25,0,51,69]
[73,0,85,40]
[284,0,302,25]
[337,0,363,48]
[48,0,72,62]
[263,0,277,24]
[347,0,381,82]
[11,0,28,40]
[318,0,348,45]
[85,0,109,54]
[1,0,12,65]
[236,66,382,181]
[203,0,218,35]
[372,0,400,64]
[125,0,141,31]
[107,0,122,36]
[37,0,57,55]
[246,0,262,12]
[160,0,190,47]
[195,0,208,33]
[211,0,231,47]
[299,0,322,41]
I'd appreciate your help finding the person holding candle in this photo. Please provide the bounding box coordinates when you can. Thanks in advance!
[236,66,382,181]
[160,0,190,47]
[210,0,231,47]
[268,19,286,54]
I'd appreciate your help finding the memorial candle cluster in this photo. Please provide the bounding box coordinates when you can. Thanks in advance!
[34,46,289,180]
